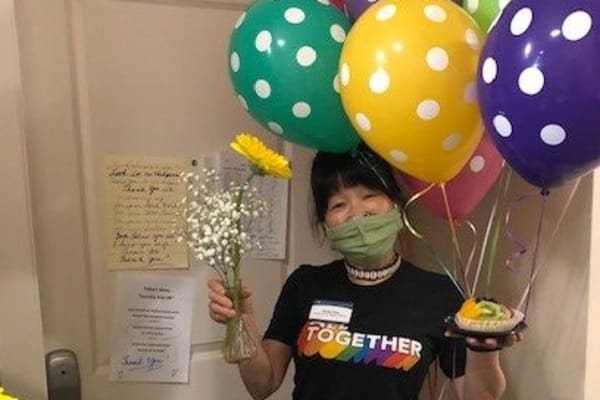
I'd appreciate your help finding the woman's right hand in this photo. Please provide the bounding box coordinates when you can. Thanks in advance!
[207,278,254,324]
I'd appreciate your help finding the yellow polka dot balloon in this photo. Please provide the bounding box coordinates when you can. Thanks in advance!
[339,0,484,184]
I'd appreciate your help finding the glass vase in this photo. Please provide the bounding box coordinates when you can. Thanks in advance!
[222,278,257,363]
[222,313,257,363]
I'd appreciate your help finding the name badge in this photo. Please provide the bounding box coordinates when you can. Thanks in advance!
[309,300,353,324]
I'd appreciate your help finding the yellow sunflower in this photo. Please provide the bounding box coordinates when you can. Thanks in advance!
[0,388,18,400]
[230,133,292,180]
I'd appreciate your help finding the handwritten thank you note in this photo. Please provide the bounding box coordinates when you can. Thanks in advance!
[105,156,187,270]
[110,272,195,383]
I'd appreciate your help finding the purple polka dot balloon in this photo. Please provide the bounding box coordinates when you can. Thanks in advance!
[477,0,600,189]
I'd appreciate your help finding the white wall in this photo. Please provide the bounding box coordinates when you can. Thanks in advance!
[585,172,600,399]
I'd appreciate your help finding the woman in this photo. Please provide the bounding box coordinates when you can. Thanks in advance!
[208,147,520,400]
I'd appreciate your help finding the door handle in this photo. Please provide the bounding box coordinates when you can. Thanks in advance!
[45,349,81,400]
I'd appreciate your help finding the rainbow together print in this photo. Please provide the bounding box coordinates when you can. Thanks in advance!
[297,321,422,371]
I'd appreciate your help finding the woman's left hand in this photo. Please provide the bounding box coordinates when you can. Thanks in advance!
[445,330,525,352]
[466,331,524,352]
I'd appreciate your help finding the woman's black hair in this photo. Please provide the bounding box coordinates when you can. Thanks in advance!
[310,143,404,228]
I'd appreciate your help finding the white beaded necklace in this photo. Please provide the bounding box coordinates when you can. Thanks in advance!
[344,254,401,282]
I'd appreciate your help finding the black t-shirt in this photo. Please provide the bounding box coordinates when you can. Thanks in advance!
[264,259,466,400]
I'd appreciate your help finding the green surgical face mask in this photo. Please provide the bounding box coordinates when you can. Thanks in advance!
[325,208,404,266]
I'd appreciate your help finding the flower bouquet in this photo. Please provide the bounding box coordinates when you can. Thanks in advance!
[181,133,292,362]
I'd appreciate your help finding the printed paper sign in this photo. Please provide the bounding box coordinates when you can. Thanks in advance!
[110,272,195,383]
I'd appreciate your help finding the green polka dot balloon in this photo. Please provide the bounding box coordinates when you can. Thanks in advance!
[463,0,510,33]
[228,0,360,153]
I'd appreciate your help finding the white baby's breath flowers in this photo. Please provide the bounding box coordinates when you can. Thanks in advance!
[179,168,267,287]
[180,134,291,363]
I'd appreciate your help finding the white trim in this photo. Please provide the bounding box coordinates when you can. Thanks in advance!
[0,0,47,398]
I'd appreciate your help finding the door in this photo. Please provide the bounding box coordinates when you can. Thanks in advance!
[13,0,334,399]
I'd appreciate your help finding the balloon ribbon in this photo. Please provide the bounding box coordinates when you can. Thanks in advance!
[403,184,466,298]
